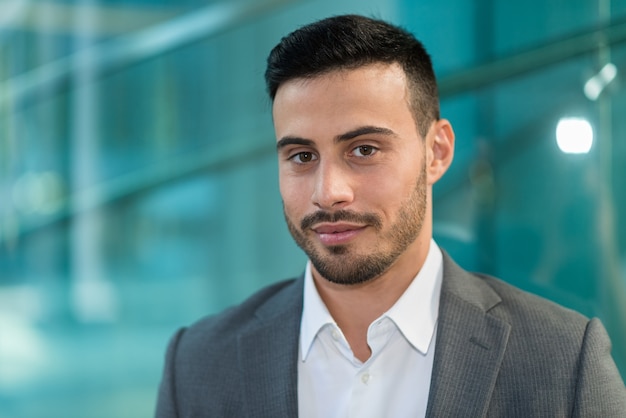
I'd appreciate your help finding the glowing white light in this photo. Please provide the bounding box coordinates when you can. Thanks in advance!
[584,63,618,101]
[556,118,593,154]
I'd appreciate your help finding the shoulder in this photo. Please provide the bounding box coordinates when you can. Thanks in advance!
[441,251,588,336]
[440,252,589,384]
[479,273,589,331]
[156,277,304,416]
[177,277,303,353]
[440,253,626,413]
[471,274,625,413]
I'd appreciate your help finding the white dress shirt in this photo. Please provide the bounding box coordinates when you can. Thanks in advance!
[298,240,444,418]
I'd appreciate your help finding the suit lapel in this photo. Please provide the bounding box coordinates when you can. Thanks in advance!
[426,254,511,417]
[233,255,511,416]
[238,278,303,417]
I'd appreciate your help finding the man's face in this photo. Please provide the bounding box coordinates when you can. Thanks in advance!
[273,63,434,286]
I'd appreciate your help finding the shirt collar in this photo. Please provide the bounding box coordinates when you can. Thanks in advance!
[299,239,444,361]
[300,259,336,361]
[384,239,443,354]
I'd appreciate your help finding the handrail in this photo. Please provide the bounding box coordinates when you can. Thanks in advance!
[438,16,626,96]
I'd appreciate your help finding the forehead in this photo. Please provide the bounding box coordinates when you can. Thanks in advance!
[274,63,409,106]
[272,63,416,139]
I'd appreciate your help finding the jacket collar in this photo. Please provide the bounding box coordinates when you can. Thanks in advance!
[426,252,511,417]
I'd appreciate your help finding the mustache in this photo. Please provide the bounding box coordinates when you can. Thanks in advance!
[300,210,382,231]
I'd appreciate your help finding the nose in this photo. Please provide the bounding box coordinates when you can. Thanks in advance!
[311,160,354,210]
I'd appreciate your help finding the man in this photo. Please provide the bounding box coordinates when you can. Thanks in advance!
[156,15,626,417]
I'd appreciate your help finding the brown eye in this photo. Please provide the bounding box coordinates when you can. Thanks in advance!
[360,146,373,155]
[298,152,313,162]
[291,152,317,163]
[354,145,376,157]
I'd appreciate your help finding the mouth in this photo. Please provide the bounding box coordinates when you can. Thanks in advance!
[311,223,367,246]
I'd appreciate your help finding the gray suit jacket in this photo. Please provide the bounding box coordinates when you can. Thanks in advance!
[155,253,626,417]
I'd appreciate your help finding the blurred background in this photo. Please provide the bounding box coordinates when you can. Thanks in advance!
[1,0,625,416]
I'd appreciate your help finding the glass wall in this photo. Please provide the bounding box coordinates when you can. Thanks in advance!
[411,0,626,376]
[1,0,625,416]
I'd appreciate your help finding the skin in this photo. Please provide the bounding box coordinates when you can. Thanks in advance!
[273,63,455,361]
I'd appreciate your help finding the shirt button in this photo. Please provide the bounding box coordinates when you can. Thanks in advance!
[331,330,340,341]
[361,372,371,384]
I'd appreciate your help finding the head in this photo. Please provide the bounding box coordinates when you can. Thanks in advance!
[265,14,439,138]
[267,15,454,286]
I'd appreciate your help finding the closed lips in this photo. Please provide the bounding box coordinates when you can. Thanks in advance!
[312,223,366,234]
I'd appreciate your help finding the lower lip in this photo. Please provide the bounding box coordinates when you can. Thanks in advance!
[316,227,365,246]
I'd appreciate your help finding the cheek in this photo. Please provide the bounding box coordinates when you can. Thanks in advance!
[366,169,412,197]
[365,166,422,213]
[279,176,308,213]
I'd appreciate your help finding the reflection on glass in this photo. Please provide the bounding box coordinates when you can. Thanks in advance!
[556,117,594,154]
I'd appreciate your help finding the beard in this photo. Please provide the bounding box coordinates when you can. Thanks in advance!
[284,164,427,285]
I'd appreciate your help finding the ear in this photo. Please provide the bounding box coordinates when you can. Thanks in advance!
[426,119,455,185]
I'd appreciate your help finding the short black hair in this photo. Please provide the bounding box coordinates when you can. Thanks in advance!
[265,14,439,137]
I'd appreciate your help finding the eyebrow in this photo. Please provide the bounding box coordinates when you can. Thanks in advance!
[276,125,397,151]
[276,136,314,151]
[337,125,397,141]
